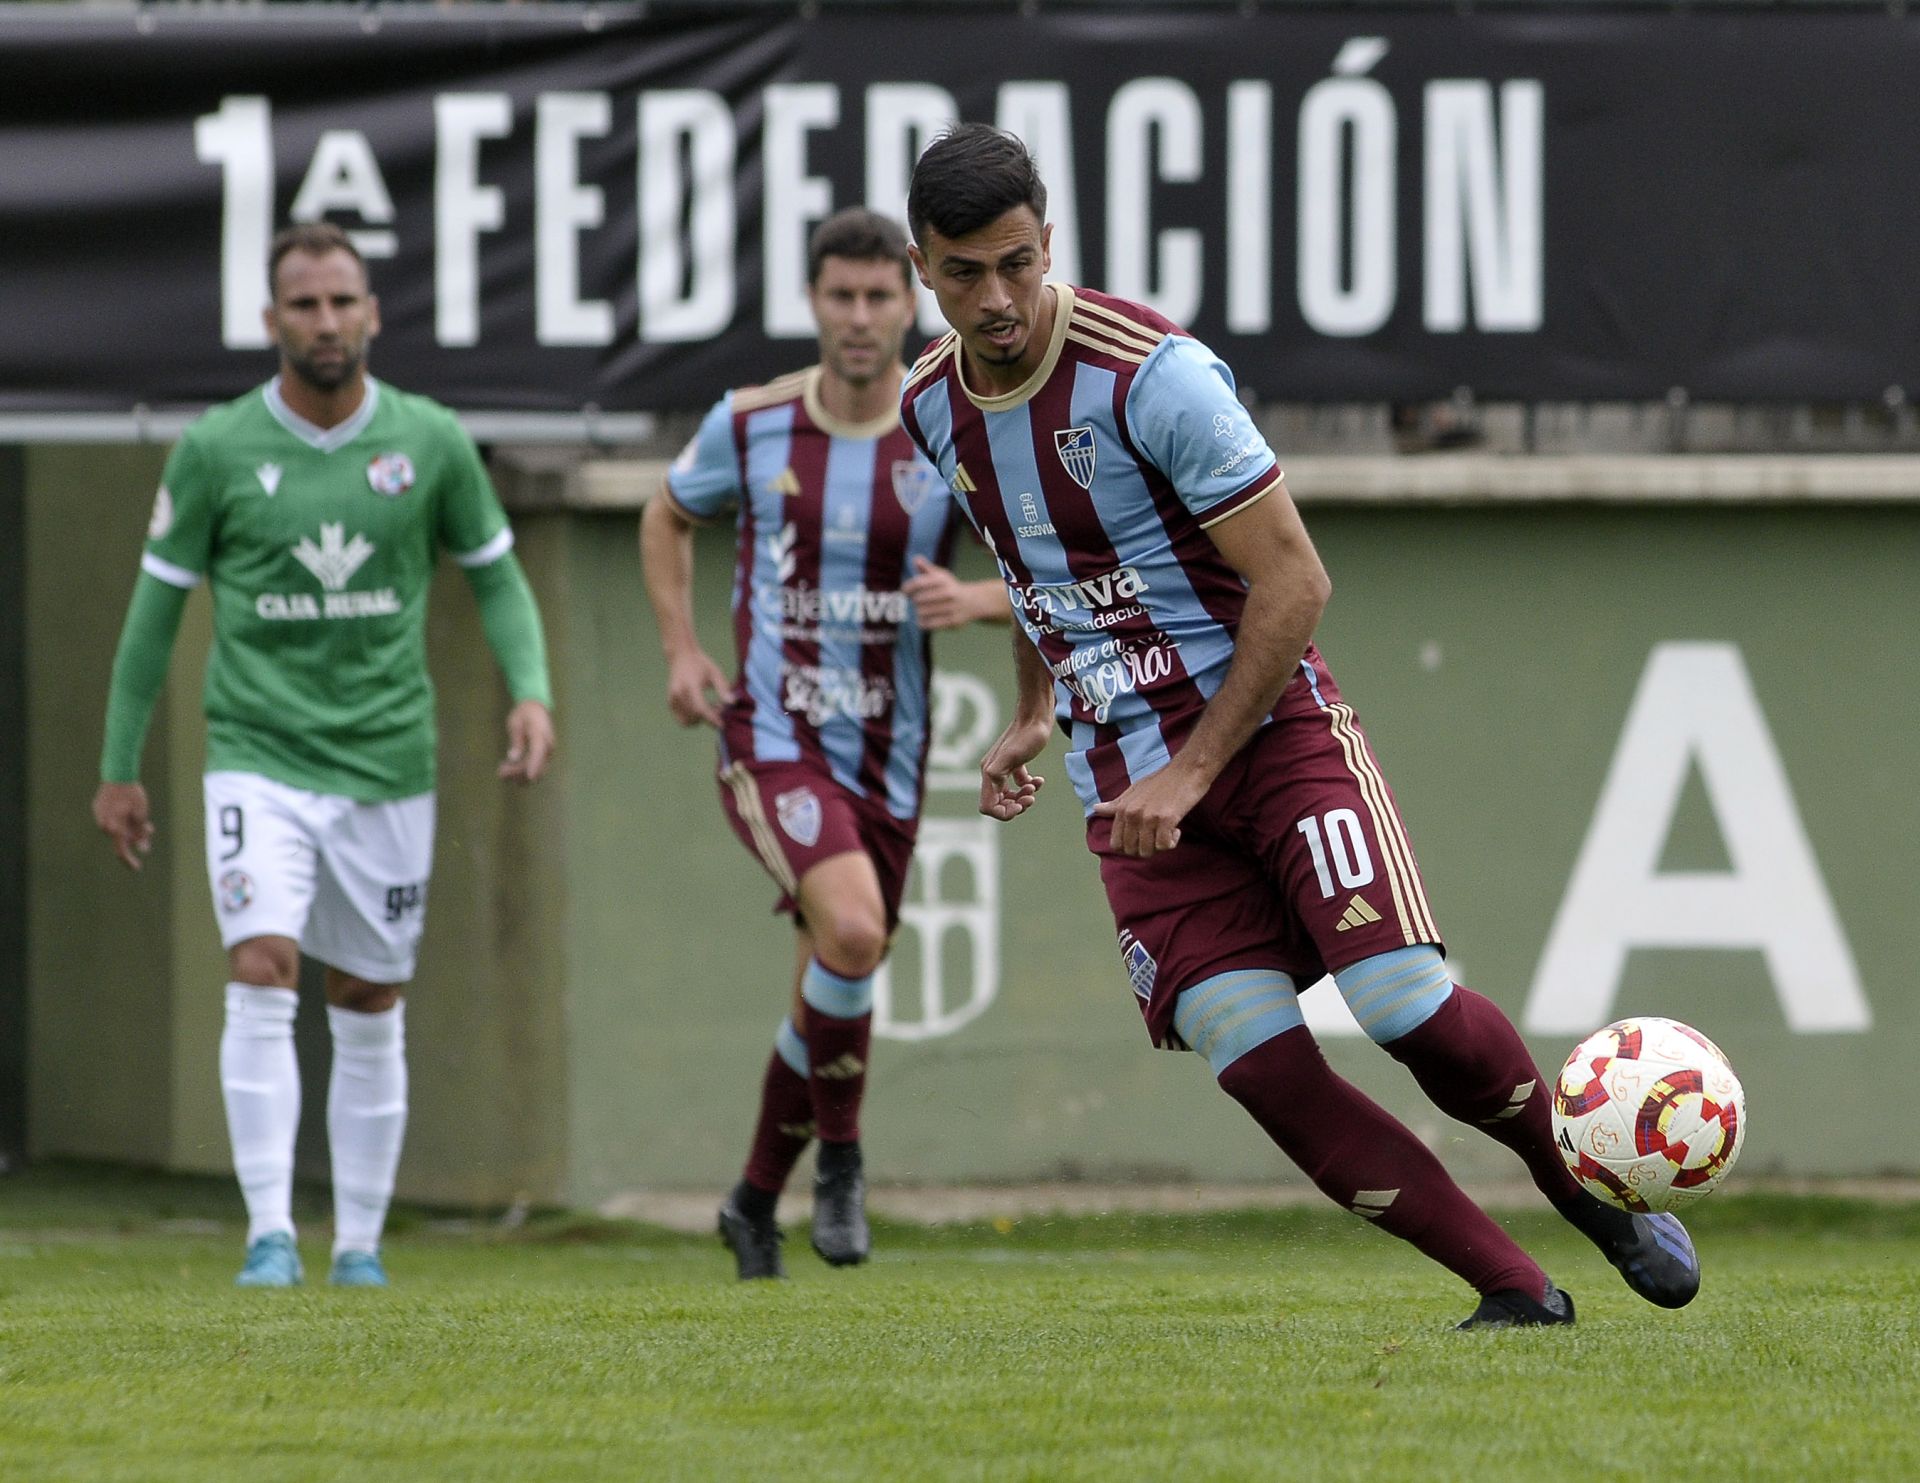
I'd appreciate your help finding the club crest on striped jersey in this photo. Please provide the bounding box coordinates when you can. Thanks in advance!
[366,452,415,498]
[891,459,942,515]
[774,787,823,848]
[1055,426,1097,489]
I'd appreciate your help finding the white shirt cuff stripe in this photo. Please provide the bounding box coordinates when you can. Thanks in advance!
[452,527,515,569]
[140,551,203,589]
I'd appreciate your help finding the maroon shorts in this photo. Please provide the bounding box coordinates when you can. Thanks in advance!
[1092,666,1444,1048]
[717,758,920,931]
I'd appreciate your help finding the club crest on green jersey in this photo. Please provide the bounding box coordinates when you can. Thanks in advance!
[366,452,415,498]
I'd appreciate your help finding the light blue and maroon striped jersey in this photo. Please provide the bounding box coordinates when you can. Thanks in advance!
[900,285,1301,814]
[666,365,957,821]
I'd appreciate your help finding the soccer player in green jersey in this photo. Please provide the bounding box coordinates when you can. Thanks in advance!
[91,223,555,1289]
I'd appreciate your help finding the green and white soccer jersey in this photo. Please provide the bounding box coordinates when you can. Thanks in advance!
[143,378,514,801]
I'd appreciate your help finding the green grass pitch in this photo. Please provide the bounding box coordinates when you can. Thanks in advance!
[2,1165,1915,1481]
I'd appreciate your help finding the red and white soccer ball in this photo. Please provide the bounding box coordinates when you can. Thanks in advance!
[1550,1017,1746,1213]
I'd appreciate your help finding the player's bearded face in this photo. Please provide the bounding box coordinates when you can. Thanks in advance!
[809,257,916,388]
[266,249,381,393]
[912,210,1053,379]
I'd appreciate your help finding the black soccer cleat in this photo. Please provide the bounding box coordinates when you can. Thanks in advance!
[717,1197,787,1281]
[1597,1211,1701,1309]
[1456,1279,1576,1330]
[1554,1193,1701,1310]
[810,1142,871,1268]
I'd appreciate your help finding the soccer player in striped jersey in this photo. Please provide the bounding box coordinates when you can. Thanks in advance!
[901,125,1701,1329]
[641,209,1007,1279]
[92,223,555,1289]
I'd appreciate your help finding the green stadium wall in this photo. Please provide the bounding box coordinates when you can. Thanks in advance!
[20,446,1916,1208]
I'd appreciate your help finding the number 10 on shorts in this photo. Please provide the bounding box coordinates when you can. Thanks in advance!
[1296,810,1375,899]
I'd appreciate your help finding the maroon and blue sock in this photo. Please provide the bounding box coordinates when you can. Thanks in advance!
[801,960,873,1145]
[1388,986,1648,1249]
[1218,1027,1546,1296]
[742,1016,814,1197]
[1383,984,1588,1206]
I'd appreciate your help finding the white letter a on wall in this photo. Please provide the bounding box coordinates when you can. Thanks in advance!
[1524,642,1869,1034]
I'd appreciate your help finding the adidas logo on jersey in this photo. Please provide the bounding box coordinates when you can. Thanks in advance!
[813,1053,865,1082]
[1335,895,1382,932]
[256,463,283,496]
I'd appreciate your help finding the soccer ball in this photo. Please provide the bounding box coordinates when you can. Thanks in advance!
[1550,1017,1746,1213]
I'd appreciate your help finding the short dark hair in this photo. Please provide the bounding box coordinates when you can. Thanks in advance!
[268,222,367,298]
[807,207,913,289]
[907,124,1047,244]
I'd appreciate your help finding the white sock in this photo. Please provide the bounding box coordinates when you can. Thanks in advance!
[219,983,301,1246]
[326,1001,408,1258]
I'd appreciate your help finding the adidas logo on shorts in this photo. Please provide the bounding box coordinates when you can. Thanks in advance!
[1335,895,1382,932]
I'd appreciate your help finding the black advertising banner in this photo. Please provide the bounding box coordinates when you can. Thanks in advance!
[3,4,1919,416]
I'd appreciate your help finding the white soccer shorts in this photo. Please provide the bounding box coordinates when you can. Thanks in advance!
[202,771,436,984]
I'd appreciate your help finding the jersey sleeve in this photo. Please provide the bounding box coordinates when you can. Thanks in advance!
[662,394,743,523]
[1123,336,1283,527]
[435,409,516,569]
[140,433,217,588]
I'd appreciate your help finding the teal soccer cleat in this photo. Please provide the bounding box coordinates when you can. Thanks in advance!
[234,1231,303,1288]
[328,1250,390,1287]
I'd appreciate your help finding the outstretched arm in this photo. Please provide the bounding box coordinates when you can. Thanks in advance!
[1091,482,1328,857]
[463,551,556,782]
[639,487,736,727]
[902,555,1011,630]
[94,573,191,869]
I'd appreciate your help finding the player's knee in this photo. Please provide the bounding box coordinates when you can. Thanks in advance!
[229,937,298,989]
[327,976,402,1014]
[1333,945,1454,1044]
[1173,969,1305,1077]
[811,912,887,979]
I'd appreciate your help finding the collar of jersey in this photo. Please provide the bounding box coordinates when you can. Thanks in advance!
[956,284,1076,414]
[802,365,902,440]
[262,376,381,453]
